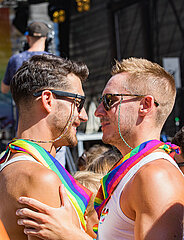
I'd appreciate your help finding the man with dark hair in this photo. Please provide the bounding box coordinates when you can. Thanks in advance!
[0,54,92,240]
[16,57,184,240]
[1,21,50,94]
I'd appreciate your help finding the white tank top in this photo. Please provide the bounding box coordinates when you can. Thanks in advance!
[0,155,39,171]
[97,152,183,240]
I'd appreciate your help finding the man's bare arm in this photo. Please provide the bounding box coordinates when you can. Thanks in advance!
[130,160,184,239]
[16,185,93,240]
[24,166,64,240]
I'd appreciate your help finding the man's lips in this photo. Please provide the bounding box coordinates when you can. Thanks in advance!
[72,121,80,128]
[101,121,110,128]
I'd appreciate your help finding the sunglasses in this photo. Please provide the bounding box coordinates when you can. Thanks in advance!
[99,93,159,111]
[33,89,86,113]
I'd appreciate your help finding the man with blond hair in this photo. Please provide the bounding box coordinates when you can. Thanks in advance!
[16,57,184,240]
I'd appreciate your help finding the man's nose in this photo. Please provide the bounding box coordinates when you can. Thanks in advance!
[79,107,88,122]
[95,102,105,117]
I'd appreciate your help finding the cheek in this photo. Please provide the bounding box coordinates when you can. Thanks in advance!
[119,105,136,124]
[56,103,73,125]
[108,110,119,126]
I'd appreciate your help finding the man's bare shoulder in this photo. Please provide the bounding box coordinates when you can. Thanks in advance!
[130,159,184,209]
[121,158,184,217]
[135,158,184,184]
[1,156,62,206]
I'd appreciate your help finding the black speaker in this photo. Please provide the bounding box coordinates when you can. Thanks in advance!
[12,2,29,34]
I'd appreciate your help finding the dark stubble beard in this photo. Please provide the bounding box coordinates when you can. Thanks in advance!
[64,124,78,147]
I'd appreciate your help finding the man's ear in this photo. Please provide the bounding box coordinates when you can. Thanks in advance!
[139,95,155,116]
[26,35,30,44]
[84,209,88,221]
[41,90,54,113]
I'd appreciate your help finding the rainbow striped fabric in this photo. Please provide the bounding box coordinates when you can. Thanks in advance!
[94,139,179,219]
[93,223,98,235]
[0,220,10,240]
[0,139,92,230]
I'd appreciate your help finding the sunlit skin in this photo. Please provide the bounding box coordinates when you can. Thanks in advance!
[51,73,88,150]
[95,73,160,155]
[95,74,136,150]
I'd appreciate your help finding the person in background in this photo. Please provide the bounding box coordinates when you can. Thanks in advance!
[86,148,122,175]
[1,21,51,134]
[77,144,110,171]
[171,126,184,174]
[1,21,50,94]
[0,54,92,240]
[74,171,103,239]
[16,57,184,240]
[55,146,67,167]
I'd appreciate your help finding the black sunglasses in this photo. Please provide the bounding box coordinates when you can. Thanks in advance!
[99,93,159,111]
[33,90,86,113]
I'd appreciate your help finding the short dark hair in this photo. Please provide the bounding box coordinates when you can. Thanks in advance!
[10,54,89,109]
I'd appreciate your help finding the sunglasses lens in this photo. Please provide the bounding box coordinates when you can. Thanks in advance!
[78,99,85,113]
[104,95,111,111]
[99,95,112,111]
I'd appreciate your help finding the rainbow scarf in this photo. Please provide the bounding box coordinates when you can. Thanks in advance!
[0,139,92,230]
[0,220,10,240]
[94,139,180,219]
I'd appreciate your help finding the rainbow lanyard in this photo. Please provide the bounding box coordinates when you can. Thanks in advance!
[94,139,179,219]
[0,139,92,230]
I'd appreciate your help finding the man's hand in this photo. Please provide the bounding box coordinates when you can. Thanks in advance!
[1,81,10,94]
[16,184,92,240]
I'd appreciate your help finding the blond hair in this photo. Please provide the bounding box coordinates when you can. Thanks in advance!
[111,57,176,127]
[86,148,122,175]
[74,171,103,216]
[77,144,110,171]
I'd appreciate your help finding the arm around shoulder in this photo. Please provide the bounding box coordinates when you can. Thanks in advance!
[17,182,94,240]
[26,167,62,240]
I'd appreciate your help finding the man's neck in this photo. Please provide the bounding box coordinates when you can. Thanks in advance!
[117,132,161,157]
[16,126,57,157]
[28,39,46,52]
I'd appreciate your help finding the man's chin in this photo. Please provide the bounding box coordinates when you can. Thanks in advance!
[66,140,78,148]
[102,135,110,145]
[102,133,117,146]
[64,136,78,148]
